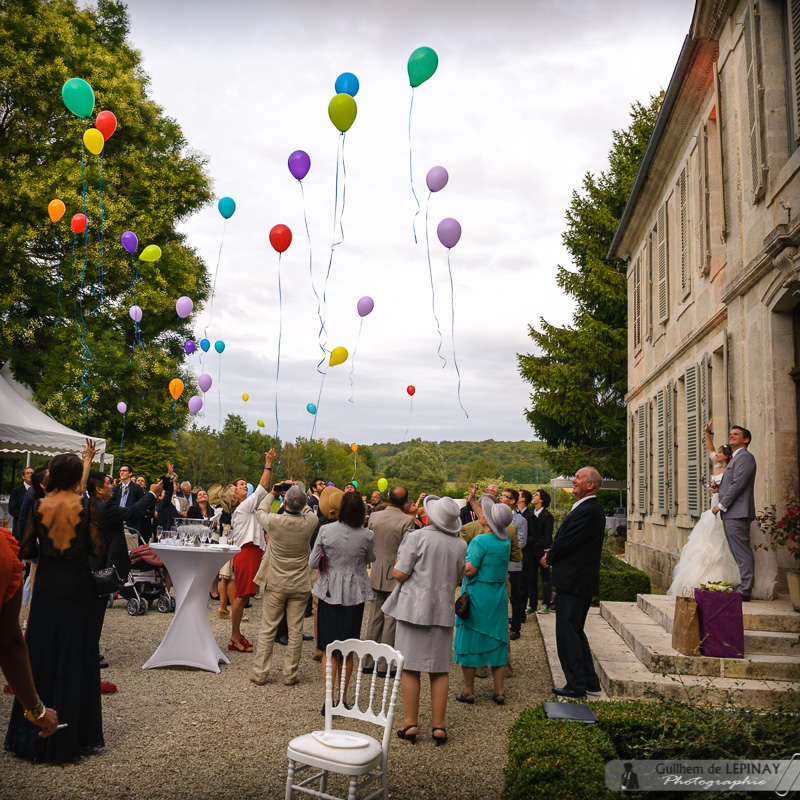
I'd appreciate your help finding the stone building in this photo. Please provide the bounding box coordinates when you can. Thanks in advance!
[609,0,799,590]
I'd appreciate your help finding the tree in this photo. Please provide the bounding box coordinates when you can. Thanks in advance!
[386,439,448,497]
[0,0,212,447]
[518,98,660,479]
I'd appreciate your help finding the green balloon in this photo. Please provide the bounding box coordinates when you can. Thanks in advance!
[62,78,95,119]
[407,47,438,88]
[328,93,357,133]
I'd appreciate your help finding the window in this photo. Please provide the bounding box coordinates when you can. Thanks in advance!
[699,353,711,511]
[636,403,647,514]
[666,378,676,514]
[697,123,711,276]
[743,2,764,200]
[632,255,642,350]
[657,203,669,322]
[679,165,690,298]
[685,363,701,516]
[656,388,666,514]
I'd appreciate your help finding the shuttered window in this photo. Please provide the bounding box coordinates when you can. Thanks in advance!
[789,0,800,143]
[698,123,711,276]
[685,364,701,516]
[657,204,669,322]
[699,353,711,511]
[637,403,647,514]
[743,3,764,200]
[679,165,690,298]
[666,378,675,514]
[633,255,642,350]
[656,388,666,515]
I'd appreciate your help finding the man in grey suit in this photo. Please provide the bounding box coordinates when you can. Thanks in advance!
[712,426,756,600]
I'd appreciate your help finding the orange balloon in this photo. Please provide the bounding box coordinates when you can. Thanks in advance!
[169,378,185,401]
[48,199,65,223]
[351,443,358,453]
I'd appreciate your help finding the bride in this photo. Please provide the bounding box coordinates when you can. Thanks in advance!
[668,419,778,599]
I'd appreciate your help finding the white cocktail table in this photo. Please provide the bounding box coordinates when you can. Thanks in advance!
[143,543,240,673]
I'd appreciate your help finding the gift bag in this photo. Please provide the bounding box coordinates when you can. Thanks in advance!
[671,595,701,655]
[694,588,744,658]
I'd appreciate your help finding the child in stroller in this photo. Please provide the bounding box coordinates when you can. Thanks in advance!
[115,526,175,616]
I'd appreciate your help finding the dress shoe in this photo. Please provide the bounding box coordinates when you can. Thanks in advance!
[509,631,520,640]
[249,674,267,686]
[586,684,602,694]
[552,686,586,699]
[99,658,109,669]
[275,635,289,646]
[741,592,751,602]
[302,633,314,641]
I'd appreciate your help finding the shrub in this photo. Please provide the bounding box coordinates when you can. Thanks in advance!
[595,549,650,602]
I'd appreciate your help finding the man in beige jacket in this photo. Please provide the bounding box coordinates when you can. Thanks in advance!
[249,486,319,686]
[363,484,414,674]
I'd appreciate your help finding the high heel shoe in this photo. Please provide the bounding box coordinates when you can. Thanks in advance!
[432,727,448,747]
[396,724,418,744]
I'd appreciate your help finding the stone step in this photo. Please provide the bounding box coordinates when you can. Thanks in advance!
[638,593,800,633]
[600,601,800,681]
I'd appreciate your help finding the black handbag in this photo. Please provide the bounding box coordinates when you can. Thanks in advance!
[93,566,123,597]
[455,589,470,619]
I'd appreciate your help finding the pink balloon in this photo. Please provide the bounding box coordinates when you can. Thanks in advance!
[426,166,448,192]
[357,296,374,317]
[175,296,193,318]
[188,395,203,415]
[198,373,212,393]
[437,218,462,249]
[129,305,142,323]
[117,401,127,414]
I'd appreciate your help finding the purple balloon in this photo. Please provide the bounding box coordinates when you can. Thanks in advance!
[426,166,449,193]
[117,401,127,414]
[175,295,193,318]
[198,373,212,393]
[184,339,196,355]
[188,395,203,415]
[129,305,142,323]
[288,150,311,181]
[121,231,138,253]
[357,296,374,317]
[437,218,462,249]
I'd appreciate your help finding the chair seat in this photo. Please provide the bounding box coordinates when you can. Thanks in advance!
[288,730,382,771]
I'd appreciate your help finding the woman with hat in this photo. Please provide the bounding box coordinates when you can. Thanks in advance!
[382,495,467,746]
[453,485,512,705]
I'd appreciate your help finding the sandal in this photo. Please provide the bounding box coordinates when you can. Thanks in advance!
[455,692,475,705]
[492,693,506,705]
[432,727,448,747]
[228,636,253,653]
[396,724,418,744]
[217,609,230,617]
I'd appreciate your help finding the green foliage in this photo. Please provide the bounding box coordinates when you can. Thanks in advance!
[0,0,212,445]
[384,438,447,497]
[596,557,651,602]
[518,97,661,479]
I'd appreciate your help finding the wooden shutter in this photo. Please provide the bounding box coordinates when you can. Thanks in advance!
[699,353,710,510]
[666,378,675,514]
[743,3,764,200]
[790,0,800,141]
[633,256,642,350]
[679,165,690,298]
[698,123,711,276]
[656,388,666,514]
[685,364,701,516]
[637,403,647,514]
[657,204,669,322]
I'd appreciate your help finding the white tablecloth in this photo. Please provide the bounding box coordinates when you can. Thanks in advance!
[143,543,240,673]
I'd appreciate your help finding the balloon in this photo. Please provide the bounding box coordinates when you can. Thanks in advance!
[117,401,127,414]
[326,482,334,487]
[335,72,359,97]
[306,403,317,415]
[408,47,438,88]
[329,346,348,367]
[257,419,265,427]
[48,199,65,223]
[242,393,249,402]
[129,305,142,323]
[357,296,374,317]
[168,378,184,401]
[352,481,359,489]
[377,478,388,492]
[269,224,292,253]
[218,197,236,219]
[175,296,194,318]
[407,385,416,396]
[200,338,211,352]
[61,78,95,119]
[198,373,212,393]
[188,395,203,414]
[328,93,357,132]
[214,340,225,354]
[120,231,138,253]
[139,244,162,262]
[83,128,104,156]
[246,483,254,497]
[437,218,462,249]
[95,110,117,140]
[288,150,311,181]
[351,443,358,453]
[71,213,87,234]
[184,340,196,355]
[426,166,449,193]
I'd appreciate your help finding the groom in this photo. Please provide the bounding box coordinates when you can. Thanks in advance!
[712,426,756,600]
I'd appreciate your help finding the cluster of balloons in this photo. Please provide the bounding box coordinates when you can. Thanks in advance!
[62,78,117,157]
[329,72,359,133]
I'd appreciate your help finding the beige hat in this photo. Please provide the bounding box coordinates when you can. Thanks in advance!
[319,486,344,520]
[422,495,462,536]
[487,502,512,540]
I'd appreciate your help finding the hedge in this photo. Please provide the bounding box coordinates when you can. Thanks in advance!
[596,555,651,603]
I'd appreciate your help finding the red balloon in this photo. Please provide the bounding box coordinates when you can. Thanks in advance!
[407,385,415,396]
[71,213,87,233]
[95,110,117,140]
[269,224,292,253]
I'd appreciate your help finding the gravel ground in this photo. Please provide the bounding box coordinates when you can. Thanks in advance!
[1,596,554,800]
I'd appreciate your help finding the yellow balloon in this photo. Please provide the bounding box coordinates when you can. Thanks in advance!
[377,478,388,492]
[139,244,162,262]
[351,444,358,453]
[242,393,249,402]
[328,93,357,133]
[329,346,348,367]
[257,419,265,427]
[168,378,184,401]
[83,128,104,156]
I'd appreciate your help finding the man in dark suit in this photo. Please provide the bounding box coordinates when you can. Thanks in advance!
[179,481,197,508]
[542,467,606,699]
[525,489,554,614]
[112,462,145,533]
[8,467,33,543]
[712,426,757,600]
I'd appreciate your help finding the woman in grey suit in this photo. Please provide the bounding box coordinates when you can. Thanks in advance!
[381,495,467,747]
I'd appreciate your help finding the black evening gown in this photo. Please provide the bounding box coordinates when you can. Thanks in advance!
[4,495,105,762]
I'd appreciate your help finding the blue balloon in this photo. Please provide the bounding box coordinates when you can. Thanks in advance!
[335,72,359,97]
[214,340,225,354]
[246,482,254,497]
[200,338,211,352]
[218,197,236,219]
[306,403,317,415]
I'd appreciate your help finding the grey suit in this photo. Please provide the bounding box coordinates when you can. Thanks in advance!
[717,447,757,593]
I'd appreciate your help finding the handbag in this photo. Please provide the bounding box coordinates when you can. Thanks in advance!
[93,565,123,597]
[694,588,744,658]
[455,588,470,619]
[671,594,701,655]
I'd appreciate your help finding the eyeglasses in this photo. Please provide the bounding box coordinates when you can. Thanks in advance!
[501,494,514,501]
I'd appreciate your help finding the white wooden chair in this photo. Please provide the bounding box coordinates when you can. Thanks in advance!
[285,639,404,800]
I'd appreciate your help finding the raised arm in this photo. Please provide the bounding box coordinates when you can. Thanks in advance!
[704,418,715,458]
[78,439,98,493]
[258,449,277,492]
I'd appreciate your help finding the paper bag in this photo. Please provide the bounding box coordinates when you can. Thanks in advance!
[671,595,701,655]
[694,588,744,658]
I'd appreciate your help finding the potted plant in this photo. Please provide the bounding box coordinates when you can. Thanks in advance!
[758,504,800,611]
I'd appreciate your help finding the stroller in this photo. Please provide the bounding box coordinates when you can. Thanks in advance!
[118,527,175,616]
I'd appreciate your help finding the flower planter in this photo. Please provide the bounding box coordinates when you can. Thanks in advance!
[787,571,800,612]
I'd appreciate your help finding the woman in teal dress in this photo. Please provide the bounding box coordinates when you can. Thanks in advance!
[453,494,512,705]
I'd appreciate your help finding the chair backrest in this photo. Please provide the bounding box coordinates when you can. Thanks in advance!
[324,639,404,752]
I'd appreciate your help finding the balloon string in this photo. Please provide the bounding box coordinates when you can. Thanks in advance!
[71,233,78,324]
[119,412,125,466]
[172,400,177,463]
[403,395,414,442]
[53,223,64,327]
[78,147,91,407]
[425,191,446,368]
[197,439,204,484]
[408,88,420,244]
[97,153,104,304]
[275,252,283,443]
[447,251,469,419]
[206,218,227,326]
[300,180,326,372]
[218,356,223,433]
[131,254,146,399]
[347,317,363,403]
[310,372,326,443]
[352,450,357,482]
[244,404,248,457]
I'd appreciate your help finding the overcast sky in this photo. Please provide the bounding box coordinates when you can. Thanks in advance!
[120,0,695,446]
